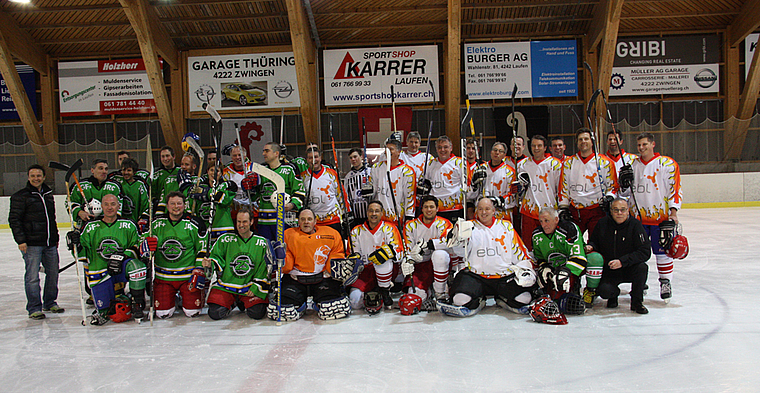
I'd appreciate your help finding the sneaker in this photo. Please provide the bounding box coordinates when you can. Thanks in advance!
[659,278,672,303]
[29,311,46,320]
[606,297,619,309]
[631,303,649,314]
[582,287,596,308]
[43,305,65,313]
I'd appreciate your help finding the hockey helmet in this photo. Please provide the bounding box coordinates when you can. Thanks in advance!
[667,234,689,259]
[399,293,423,316]
[364,291,383,315]
[529,295,568,325]
[108,301,132,323]
[181,132,200,153]
[87,199,103,217]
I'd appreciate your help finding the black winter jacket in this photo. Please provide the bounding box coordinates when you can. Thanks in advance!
[588,215,650,271]
[9,181,59,247]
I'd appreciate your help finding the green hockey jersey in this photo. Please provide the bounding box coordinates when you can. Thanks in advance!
[79,218,140,286]
[208,232,271,299]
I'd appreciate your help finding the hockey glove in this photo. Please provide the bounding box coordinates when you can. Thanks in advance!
[658,219,676,250]
[471,165,487,188]
[517,172,531,195]
[66,230,81,252]
[177,169,194,192]
[618,164,634,190]
[558,207,573,223]
[486,195,506,210]
[408,238,434,263]
[271,240,286,266]
[137,218,149,234]
[417,179,432,197]
[600,193,615,214]
[557,219,578,243]
[140,236,158,259]
[368,244,396,265]
[241,172,260,191]
[189,185,211,203]
[107,253,125,276]
[187,268,206,292]
[221,143,237,156]
[401,259,415,276]
[360,183,374,199]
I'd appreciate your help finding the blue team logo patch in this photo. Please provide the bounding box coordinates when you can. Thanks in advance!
[160,238,186,261]
[231,255,253,277]
[96,239,123,260]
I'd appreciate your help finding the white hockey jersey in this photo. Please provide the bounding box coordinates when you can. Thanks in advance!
[518,154,562,219]
[454,218,533,277]
[424,154,465,212]
[558,153,619,209]
[222,162,253,206]
[350,220,404,262]
[401,150,432,183]
[604,149,638,173]
[631,153,682,225]
[482,161,518,218]
[403,216,453,262]
[302,166,343,225]
[368,160,416,222]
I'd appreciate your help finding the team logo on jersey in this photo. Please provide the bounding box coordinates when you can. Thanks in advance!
[160,239,186,261]
[199,202,212,221]
[230,255,253,276]
[122,195,135,215]
[96,239,123,260]
[313,245,330,269]
[476,247,503,258]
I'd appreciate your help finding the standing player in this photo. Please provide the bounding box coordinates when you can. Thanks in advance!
[629,132,682,303]
[439,197,538,317]
[365,138,416,224]
[72,194,147,325]
[150,192,208,319]
[558,128,619,236]
[421,136,465,224]
[250,142,305,241]
[222,144,253,213]
[400,195,453,312]
[517,135,562,250]
[302,147,344,233]
[348,200,404,312]
[343,148,370,229]
[603,130,638,173]
[550,136,568,162]
[69,159,122,225]
[152,146,179,215]
[272,209,351,321]
[119,158,150,232]
[507,135,529,235]
[109,150,150,184]
[480,141,516,221]
[400,131,432,184]
[189,167,237,246]
[202,208,271,320]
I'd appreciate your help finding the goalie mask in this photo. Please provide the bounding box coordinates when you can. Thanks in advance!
[87,199,103,217]
[529,295,567,325]
[108,300,132,323]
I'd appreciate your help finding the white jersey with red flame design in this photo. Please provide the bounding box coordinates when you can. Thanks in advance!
[453,218,533,276]
[368,160,416,222]
[222,162,254,206]
[350,220,404,261]
[401,150,432,183]
[302,166,343,225]
[604,149,638,173]
[630,153,682,225]
[517,154,562,219]
[424,155,465,212]
[482,161,518,217]
[403,216,453,261]
[558,153,619,209]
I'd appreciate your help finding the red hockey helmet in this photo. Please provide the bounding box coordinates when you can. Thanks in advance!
[529,295,568,325]
[109,302,133,323]
[399,293,423,316]
[667,235,689,259]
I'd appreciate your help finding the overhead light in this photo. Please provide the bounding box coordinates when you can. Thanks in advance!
[10,0,32,4]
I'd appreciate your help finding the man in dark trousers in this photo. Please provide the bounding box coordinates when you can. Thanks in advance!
[586,197,651,314]
[9,164,63,319]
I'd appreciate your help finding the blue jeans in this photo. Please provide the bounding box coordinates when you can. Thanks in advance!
[23,245,60,314]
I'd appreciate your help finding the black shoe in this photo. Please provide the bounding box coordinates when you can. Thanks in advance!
[631,304,649,314]
[606,297,618,308]
[132,302,145,320]
[86,296,94,305]
[378,286,393,309]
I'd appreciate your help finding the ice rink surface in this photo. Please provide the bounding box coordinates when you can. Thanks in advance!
[1,207,759,393]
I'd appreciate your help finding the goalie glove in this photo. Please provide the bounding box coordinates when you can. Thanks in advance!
[107,254,125,276]
[446,220,474,248]
[618,164,634,190]
[509,265,537,288]
[241,172,259,191]
[177,169,194,192]
[471,165,487,188]
[368,244,396,265]
[408,239,435,263]
[417,179,432,196]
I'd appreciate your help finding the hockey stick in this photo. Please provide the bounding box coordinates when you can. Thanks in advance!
[49,159,88,326]
[279,107,285,146]
[385,146,413,289]
[568,106,583,127]
[234,123,255,207]
[390,85,398,141]
[328,115,354,253]
[50,159,89,212]
[183,136,206,214]
[421,120,433,182]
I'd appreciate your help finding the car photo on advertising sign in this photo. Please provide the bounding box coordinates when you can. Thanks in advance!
[220,82,268,107]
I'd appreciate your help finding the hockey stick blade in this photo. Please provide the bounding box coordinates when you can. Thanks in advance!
[511,83,518,99]
[48,161,70,171]
[584,62,596,92]
[460,102,473,131]
[184,136,205,160]
[568,106,583,127]
[251,162,285,195]
[50,159,84,183]
[203,103,222,123]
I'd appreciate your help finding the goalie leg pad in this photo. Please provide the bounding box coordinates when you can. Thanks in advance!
[267,302,307,321]
[558,292,586,315]
[436,298,486,317]
[125,258,147,290]
[316,296,351,320]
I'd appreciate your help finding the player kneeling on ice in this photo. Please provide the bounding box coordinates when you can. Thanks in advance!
[438,197,539,318]
[348,200,404,314]
[149,192,208,319]
[267,209,352,321]
[399,195,454,314]
[532,207,604,315]
[69,194,147,325]
[202,208,271,320]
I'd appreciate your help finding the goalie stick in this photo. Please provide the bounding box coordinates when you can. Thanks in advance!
[49,159,88,326]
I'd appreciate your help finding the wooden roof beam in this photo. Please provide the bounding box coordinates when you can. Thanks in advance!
[285,0,320,148]
[728,0,760,47]
[587,0,623,52]
[0,9,48,74]
[120,0,182,154]
[120,0,178,69]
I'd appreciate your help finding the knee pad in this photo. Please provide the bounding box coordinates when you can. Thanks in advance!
[316,297,351,320]
[267,302,306,321]
[246,303,267,320]
[348,288,364,310]
[125,259,147,290]
[183,308,201,318]
[437,298,485,317]
[156,307,175,319]
[207,304,230,320]
[431,250,450,270]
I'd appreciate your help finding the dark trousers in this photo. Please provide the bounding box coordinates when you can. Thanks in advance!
[597,262,648,306]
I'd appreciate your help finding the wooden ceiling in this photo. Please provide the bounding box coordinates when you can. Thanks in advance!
[0,0,752,60]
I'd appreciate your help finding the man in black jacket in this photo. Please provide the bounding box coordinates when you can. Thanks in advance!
[586,197,651,314]
[9,164,64,319]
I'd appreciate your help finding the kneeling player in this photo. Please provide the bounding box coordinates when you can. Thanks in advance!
[268,209,351,321]
[532,207,603,314]
[72,194,147,325]
[348,200,403,313]
[149,192,208,318]
[439,197,538,317]
[202,208,271,320]
[399,195,453,314]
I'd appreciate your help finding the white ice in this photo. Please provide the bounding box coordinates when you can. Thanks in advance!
[1,208,759,393]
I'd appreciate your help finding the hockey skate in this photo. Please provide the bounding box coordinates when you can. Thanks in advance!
[659,278,672,303]
[582,287,596,308]
[90,310,109,326]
